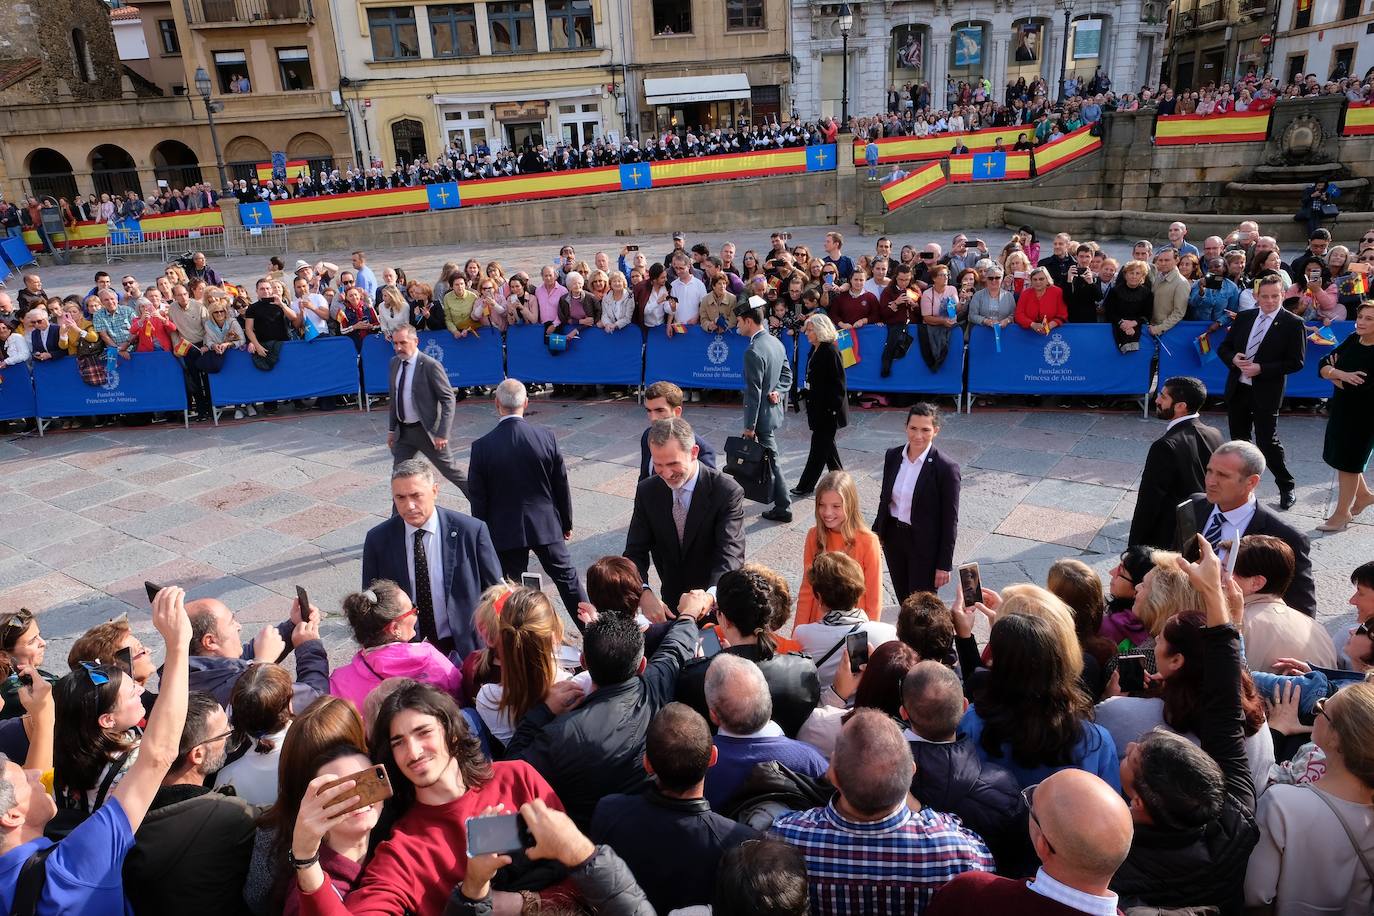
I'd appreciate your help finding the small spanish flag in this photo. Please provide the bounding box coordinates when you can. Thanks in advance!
[837,329,861,368]
[256,160,309,184]
[1344,102,1374,137]
[1193,331,1217,366]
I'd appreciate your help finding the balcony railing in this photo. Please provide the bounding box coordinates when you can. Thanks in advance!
[1196,1,1225,25]
[185,0,314,26]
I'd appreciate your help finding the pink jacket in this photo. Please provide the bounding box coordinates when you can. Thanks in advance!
[328,642,463,711]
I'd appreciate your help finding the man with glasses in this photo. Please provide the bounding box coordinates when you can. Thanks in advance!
[122,692,256,913]
[1358,231,1374,256]
[119,276,143,310]
[927,770,1133,915]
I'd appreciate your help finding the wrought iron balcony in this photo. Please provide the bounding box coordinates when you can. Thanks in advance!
[185,0,314,27]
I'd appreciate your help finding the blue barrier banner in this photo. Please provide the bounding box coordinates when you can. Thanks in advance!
[207,337,359,407]
[1158,319,1351,400]
[967,323,1151,395]
[0,236,34,269]
[0,365,35,422]
[360,331,505,394]
[644,326,774,391]
[33,351,187,417]
[505,324,642,385]
[796,324,964,394]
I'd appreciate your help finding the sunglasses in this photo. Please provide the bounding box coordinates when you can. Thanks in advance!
[1355,621,1372,639]
[78,660,110,686]
[1313,696,1330,722]
[194,729,234,748]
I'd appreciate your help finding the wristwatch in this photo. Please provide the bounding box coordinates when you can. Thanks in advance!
[288,848,321,870]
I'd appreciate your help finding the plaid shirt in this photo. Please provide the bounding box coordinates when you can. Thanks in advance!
[92,305,136,347]
[770,800,993,916]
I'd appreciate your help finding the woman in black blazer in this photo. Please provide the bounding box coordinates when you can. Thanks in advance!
[791,313,849,497]
[873,402,961,602]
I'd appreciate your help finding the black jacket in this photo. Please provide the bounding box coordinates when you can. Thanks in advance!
[590,788,760,913]
[638,427,716,481]
[1128,417,1224,549]
[469,416,573,551]
[623,464,745,611]
[675,643,820,739]
[1111,625,1258,914]
[803,340,848,431]
[911,735,1030,876]
[1187,494,1316,616]
[506,616,699,829]
[873,445,961,583]
[1216,307,1306,407]
[123,784,258,915]
[444,845,653,916]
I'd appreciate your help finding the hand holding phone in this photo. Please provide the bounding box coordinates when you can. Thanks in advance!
[699,628,723,658]
[958,563,982,608]
[1174,500,1200,558]
[1117,655,1147,694]
[145,581,165,604]
[320,765,393,816]
[845,631,870,674]
[466,812,533,857]
[521,572,543,591]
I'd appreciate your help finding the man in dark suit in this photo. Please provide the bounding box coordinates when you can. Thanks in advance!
[469,379,586,619]
[1129,375,1224,548]
[874,403,961,601]
[386,324,470,499]
[625,417,745,620]
[639,380,716,481]
[23,310,63,362]
[1215,275,1306,509]
[737,299,794,522]
[1185,440,1317,616]
[361,459,503,657]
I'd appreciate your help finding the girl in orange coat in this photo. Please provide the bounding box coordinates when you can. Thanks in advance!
[793,470,883,629]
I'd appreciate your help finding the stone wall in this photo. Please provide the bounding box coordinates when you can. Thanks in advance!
[0,0,123,105]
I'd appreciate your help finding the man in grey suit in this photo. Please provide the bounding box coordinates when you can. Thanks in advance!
[736,298,794,522]
[387,325,469,498]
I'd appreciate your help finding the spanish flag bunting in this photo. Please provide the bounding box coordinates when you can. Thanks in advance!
[853,125,1032,165]
[139,209,225,237]
[948,151,1032,182]
[650,148,811,186]
[881,162,947,211]
[1155,111,1269,146]
[457,167,620,206]
[267,186,431,224]
[1343,102,1374,136]
[256,160,309,183]
[1034,127,1102,173]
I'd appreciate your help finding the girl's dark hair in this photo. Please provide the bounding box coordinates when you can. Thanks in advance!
[1158,612,1266,737]
[585,556,642,618]
[715,568,781,658]
[975,614,1093,770]
[343,579,409,648]
[53,665,137,801]
[845,641,921,723]
[1047,558,1117,670]
[371,681,492,812]
[228,663,294,754]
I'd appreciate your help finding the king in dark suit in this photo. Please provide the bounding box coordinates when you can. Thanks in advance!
[1215,277,1306,508]
[469,380,586,620]
[1129,376,1224,549]
[1186,441,1317,616]
[873,403,961,602]
[625,417,746,618]
[361,458,503,657]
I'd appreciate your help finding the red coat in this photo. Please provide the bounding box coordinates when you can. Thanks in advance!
[127,315,177,353]
[1014,285,1067,329]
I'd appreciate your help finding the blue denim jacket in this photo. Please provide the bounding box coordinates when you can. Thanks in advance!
[1250,665,1366,723]
[1186,278,1240,323]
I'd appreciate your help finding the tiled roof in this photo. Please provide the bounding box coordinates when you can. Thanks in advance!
[110,5,142,19]
[0,58,41,92]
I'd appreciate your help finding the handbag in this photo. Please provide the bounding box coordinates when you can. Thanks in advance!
[1320,202,1339,217]
[723,435,775,504]
[74,332,103,358]
[76,354,107,387]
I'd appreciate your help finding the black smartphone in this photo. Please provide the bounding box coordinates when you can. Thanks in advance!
[520,573,542,590]
[958,563,982,608]
[1174,499,1200,558]
[296,586,311,619]
[112,647,134,676]
[144,581,164,603]
[784,232,793,240]
[845,631,870,674]
[1205,275,1223,290]
[699,628,723,658]
[1117,655,1147,694]
[627,244,639,251]
[466,813,532,858]
[6,671,32,689]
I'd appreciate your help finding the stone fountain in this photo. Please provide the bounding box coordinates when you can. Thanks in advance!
[1225,96,1369,216]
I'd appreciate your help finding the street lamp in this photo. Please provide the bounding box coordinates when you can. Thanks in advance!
[838,2,853,131]
[194,66,231,196]
[1058,0,1076,104]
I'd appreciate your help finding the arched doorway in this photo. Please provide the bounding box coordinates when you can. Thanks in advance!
[287,131,335,178]
[224,136,271,183]
[151,140,203,191]
[26,148,78,203]
[90,144,141,198]
[391,119,428,166]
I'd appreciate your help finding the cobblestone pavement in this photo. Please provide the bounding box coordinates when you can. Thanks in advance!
[1,393,1367,673]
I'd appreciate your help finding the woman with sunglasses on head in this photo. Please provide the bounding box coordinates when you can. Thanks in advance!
[52,651,148,817]
[328,580,462,714]
[0,609,57,722]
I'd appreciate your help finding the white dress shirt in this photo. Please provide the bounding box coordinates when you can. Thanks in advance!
[404,510,452,641]
[1205,496,1258,563]
[1239,309,1276,386]
[395,354,419,425]
[889,444,932,524]
[1027,868,1120,916]
[1165,412,1199,432]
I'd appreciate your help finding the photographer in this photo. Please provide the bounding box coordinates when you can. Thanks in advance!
[1187,257,1240,331]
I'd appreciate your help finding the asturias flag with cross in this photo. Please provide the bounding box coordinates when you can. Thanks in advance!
[970,152,1007,180]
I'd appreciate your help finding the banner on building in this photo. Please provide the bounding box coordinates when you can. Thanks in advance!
[1343,101,1374,136]
[32,351,188,418]
[853,125,1035,165]
[1155,111,1270,145]
[1034,126,1102,172]
[1072,19,1102,59]
[949,151,1031,182]
[967,324,1151,395]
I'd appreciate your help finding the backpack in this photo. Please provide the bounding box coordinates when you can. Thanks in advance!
[9,844,57,916]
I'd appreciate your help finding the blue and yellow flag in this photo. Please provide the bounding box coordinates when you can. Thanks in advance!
[837,329,861,368]
[970,152,1007,180]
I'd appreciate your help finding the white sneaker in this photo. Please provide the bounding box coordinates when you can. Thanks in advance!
[246,405,258,417]
[234,409,245,420]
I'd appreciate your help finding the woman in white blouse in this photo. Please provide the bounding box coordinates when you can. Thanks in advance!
[599,270,635,333]
[0,321,30,367]
[641,262,672,328]
[375,285,412,339]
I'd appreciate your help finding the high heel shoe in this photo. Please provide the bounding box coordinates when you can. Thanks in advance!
[1316,516,1352,533]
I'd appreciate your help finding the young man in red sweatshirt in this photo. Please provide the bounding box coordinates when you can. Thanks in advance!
[926,768,1133,916]
[289,682,572,915]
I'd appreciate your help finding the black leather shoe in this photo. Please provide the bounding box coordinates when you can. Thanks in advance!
[789,487,813,498]
[1278,489,1297,511]
[761,509,793,523]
